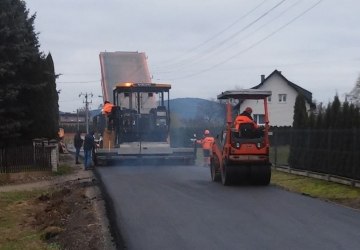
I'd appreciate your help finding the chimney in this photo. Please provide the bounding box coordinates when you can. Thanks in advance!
[261,74,265,82]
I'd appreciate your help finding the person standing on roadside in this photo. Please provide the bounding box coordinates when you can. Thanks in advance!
[83,131,95,170]
[73,131,83,164]
[197,129,215,167]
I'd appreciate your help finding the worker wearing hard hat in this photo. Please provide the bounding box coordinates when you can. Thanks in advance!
[197,129,215,167]
[102,101,114,116]
[102,101,114,129]
[234,107,258,130]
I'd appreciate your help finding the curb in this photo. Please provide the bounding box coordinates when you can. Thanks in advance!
[273,166,360,188]
[93,168,126,250]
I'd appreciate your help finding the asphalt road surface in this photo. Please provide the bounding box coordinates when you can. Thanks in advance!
[96,164,360,250]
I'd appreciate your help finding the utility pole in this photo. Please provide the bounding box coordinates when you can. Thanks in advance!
[77,109,79,131]
[79,92,93,134]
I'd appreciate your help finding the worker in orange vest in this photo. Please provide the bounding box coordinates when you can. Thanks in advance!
[102,101,114,116]
[234,107,258,130]
[102,101,114,129]
[197,129,215,167]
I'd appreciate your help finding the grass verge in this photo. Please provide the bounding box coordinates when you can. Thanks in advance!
[271,169,360,209]
[53,163,73,176]
[0,189,58,250]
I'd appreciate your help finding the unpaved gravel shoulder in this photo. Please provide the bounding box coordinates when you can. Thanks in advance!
[0,153,116,250]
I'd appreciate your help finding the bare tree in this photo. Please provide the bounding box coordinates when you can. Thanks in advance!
[346,75,360,107]
[195,98,226,127]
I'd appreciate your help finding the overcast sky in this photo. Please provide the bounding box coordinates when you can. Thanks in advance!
[25,0,360,112]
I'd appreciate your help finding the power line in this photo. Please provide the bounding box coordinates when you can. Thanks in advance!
[175,0,302,69]
[157,0,268,68]
[187,0,268,52]
[170,0,323,80]
[193,0,288,59]
[79,92,93,134]
[157,0,287,71]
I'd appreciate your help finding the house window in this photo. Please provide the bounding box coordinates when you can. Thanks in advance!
[253,114,265,125]
[268,95,272,102]
[278,94,287,103]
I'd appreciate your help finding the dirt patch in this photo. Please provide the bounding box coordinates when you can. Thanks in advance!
[1,153,116,250]
[29,182,104,249]
[329,197,360,210]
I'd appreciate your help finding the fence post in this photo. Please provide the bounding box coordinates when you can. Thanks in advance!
[1,147,8,173]
[353,128,357,178]
[273,128,278,167]
[306,128,311,170]
[32,138,42,166]
[327,130,332,173]
[49,140,59,172]
[289,128,293,169]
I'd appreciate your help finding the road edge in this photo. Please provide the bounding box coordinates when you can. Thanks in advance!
[94,168,127,250]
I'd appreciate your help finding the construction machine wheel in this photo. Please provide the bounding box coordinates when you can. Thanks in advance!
[232,165,251,185]
[250,165,271,185]
[221,160,233,186]
[210,156,221,182]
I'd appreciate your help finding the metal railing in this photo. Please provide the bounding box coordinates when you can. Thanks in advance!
[0,141,53,173]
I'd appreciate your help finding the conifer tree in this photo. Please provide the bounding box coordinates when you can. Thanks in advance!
[331,95,341,128]
[0,0,59,144]
[292,94,308,128]
[289,94,309,169]
[352,105,360,128]
[342,101,350,129]
[323,103,332,129]
[315,110,323,129]
[308,112,316,128]
[43,53,59,138]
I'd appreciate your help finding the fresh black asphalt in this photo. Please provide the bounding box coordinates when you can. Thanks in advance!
[96,164,360,250]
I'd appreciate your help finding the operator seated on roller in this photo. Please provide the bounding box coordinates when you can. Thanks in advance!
[234,107,262,138]
[196,129,215,167]
[102,100,114,130]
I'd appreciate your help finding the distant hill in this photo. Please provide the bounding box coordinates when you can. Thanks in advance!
[170,98,217,120]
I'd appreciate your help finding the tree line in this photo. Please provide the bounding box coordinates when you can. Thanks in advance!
[0,0,59,146]
[289,94,360,180]
[169,98,226,147]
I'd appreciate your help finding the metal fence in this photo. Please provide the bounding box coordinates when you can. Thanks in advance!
[0,143,52,173]
[270,128,360,181]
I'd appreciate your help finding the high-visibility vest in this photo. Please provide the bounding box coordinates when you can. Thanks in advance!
[197,136,215,150]
[103,103,114,115]
[234,115,258,129]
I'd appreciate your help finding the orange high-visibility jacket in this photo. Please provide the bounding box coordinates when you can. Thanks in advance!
[197,136,215,150]
[234,115,258,129]
[103,102,114,115]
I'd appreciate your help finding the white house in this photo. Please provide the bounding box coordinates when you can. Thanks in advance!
[239,70,314,127]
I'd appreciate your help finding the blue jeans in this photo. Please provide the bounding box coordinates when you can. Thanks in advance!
[84,150,92,169]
